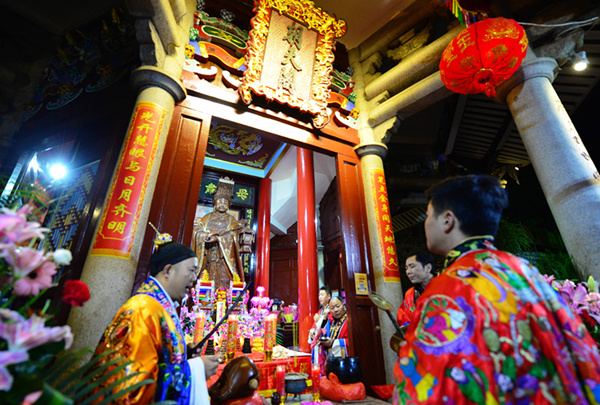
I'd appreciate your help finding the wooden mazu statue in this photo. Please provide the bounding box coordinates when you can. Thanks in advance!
[192,177,254,291]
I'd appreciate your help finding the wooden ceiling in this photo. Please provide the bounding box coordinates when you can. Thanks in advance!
[1,0,600,223]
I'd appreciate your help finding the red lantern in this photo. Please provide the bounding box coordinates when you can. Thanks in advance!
[439,17,528,97]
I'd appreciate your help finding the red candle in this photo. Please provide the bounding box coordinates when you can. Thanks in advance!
[276,365,286,396]
[311,364,321,399]
[263,314,277,352]
[193,311,206,345]
[226,315,239,354]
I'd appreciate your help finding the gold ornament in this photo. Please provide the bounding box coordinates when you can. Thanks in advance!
[148,222,173,248]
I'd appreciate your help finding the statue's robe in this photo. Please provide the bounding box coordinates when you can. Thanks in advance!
[193,211,245,291]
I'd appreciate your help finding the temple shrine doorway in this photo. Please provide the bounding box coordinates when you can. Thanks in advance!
[134,94,387,388]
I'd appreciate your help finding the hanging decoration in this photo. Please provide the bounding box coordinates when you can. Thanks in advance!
[445,0,489,26]
[439,17,528,98]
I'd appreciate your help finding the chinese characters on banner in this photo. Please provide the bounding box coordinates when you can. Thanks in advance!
[243,208,253,274]
[371,169,401,283]
[239,0,346,128]
[91,102,166,258]
[260,12,316,105]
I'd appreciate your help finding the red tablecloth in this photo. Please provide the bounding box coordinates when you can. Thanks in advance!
[207,352,312,392]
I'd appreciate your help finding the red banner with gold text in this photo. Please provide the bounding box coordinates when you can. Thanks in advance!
[371,169,400,283]
[91,102,166,258]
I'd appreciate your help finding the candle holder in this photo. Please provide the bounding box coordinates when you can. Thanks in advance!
[264,349,273,362]
[226,351,235,362]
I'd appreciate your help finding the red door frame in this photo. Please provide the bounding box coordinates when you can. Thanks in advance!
[136,94,387,387]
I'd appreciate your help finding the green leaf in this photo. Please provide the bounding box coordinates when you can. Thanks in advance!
[35,383,74,405]
[44,348,93,384]
[4,369,45,403]
[75,364,144,403]
[95,379,155,405]
[57,356,134,394]
[80,375,152,405]
[60,354,118,396]
[29,340,66,362]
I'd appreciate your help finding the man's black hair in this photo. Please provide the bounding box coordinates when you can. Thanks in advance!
[409,251,436,275]
[425,175,509,237]
[319,286,332,296]
[150,242,196,277]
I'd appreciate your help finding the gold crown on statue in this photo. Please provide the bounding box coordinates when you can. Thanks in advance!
[214,177,234,201]
[148,222,173,248]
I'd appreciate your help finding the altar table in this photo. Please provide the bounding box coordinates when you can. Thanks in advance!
[207,352,312,393]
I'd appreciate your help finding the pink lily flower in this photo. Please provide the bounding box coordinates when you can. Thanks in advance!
[0,310,73,352]
[586,292,600,324]
[0,349,29,391]
[0,206,48,245]
[3,247,54,279]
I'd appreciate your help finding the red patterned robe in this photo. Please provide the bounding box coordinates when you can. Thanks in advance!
[394,237,600,405]
[397,287,417,326]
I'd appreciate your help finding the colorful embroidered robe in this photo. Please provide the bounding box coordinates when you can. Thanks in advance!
[310,304,330,364]
[393,237,600,405]
[326,313,348,358]
[318,313,349,375]
[94,277,192,404]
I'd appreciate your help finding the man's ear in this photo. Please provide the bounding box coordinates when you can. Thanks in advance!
[424,263,433,273]
[162,264,173,278]
[443,210,457,233]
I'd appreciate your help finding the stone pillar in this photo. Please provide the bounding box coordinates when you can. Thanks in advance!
[496,51,600,280]
[349,48,403,383]
[256,177,272,296]
[297,147,319,352]
[67,0,192,352]
[68,68,185,352]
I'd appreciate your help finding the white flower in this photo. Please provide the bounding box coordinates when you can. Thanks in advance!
[51,249,72,265]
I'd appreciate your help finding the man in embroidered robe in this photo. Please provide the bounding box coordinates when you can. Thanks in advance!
[193,177,247,291]
[319,296,349,374]
[309,286,332,364]
[94,241,221,404]
[393,175,600,404]
[397,251,436,327]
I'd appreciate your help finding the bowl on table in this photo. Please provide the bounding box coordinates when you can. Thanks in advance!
[284,372,308,398]
[325,356,363,384]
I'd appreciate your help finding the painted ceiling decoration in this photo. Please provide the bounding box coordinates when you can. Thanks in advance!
[23,8,138,122]
[204,122,287,178]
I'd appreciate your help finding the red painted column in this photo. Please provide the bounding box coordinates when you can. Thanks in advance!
[297,147,319,352]
[256,177,272,296]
